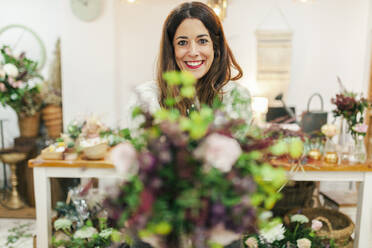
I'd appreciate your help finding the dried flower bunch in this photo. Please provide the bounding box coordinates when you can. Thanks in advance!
[104,71,295,247]
[41,39,62,106]
[0,45,43,116]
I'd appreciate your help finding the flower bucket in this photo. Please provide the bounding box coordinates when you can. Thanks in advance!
[42,105,63,139]
[18,112,40,138]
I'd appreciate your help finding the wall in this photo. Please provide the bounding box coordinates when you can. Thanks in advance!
[117,0,372,118]
[61,0,118,128]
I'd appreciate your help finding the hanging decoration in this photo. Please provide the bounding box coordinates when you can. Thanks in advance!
[255,4,293,106]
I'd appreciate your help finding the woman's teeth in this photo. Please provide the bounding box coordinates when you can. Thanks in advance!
[186,61,203,66]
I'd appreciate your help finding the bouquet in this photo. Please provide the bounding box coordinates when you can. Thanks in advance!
[103,71,300,247]
[0,45,43,116]
[331,81,370,139]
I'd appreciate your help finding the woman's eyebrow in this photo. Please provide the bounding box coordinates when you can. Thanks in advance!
[175,34,209,40]
[175,36,188,40]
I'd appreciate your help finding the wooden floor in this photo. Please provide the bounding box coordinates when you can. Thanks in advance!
[0,192,35,219]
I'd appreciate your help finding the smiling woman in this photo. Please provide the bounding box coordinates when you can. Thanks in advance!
[124,1,252,130]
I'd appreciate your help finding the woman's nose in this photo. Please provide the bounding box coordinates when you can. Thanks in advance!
[188,41,199,56]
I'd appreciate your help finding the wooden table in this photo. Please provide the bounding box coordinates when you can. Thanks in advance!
[29,157,372,248]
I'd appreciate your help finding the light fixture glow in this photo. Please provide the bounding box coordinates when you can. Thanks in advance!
[207,0,228,20]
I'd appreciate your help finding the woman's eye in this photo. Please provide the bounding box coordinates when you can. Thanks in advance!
[177,40,187,46]
[199,39,209,44]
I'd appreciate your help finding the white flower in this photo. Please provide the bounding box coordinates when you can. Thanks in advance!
[290,214,309,224]
[99,228,113,239]
[259,224,285,243]
[321,124,338,138]
[259,211,273,221]
[3,63,18,78]
[311,219,323,231]
[245,237,258,248]
[297,238,311,248]
[54,218,72,231]
[10,93,18,100]
[73,226,98,239]
[111,142,139,177]
[194,133,242,173]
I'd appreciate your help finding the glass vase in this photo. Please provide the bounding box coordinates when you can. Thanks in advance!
[324,137,339,164]
[337,118,353,162]
[349,135,367,164]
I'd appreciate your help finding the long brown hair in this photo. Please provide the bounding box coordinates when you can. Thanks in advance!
[157,1,243,115]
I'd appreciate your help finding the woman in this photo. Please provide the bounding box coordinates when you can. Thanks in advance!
[125,1,252,130]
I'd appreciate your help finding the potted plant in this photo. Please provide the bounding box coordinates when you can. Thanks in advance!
[0,45,43,137]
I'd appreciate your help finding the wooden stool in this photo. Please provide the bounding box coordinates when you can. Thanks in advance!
[0,152,27,209]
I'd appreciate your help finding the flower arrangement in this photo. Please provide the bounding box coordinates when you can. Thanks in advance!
[103,71,296,247]
[244,214,335,248]
[52,183,121,248]
[331,88,370,139]
[0,45,43,116]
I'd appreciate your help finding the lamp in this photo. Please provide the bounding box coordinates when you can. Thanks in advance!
[252,97,268,126]
[207,0,228,20]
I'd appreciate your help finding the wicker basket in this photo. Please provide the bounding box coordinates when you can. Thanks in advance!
[42,105,63,139]
[284,208,354,248]
[18,112,40,137]
[273,181,315,216]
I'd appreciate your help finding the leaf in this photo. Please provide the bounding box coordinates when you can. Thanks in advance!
[163,71,181,85]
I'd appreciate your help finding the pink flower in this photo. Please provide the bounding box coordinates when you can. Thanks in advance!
[245,237,258,248]
[10,80,23,88]
[0,83,6,92]
[353,123,368,134]
[194,133,242,173]
[110,142,138,177]
[311,219,323,231]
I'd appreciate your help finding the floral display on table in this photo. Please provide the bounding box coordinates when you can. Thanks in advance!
[103,71,299,248]
[40,115,130,161]
[52,183,121,248]
[244,214,335,248]
[331,82,371,163]
[0,45,43,137]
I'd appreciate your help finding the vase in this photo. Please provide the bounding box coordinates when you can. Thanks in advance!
[323,137,338,164]
[337,118,353,162]
[349,135,367,164]
[18,112,41,138]
[41,104,63,139]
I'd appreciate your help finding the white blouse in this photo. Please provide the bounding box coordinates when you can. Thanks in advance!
[123,80,252,132]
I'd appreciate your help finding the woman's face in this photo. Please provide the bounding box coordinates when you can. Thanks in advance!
[173,18,214,80]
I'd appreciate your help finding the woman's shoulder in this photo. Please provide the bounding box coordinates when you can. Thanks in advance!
[222,81,251,98]
[133,80,159,95]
